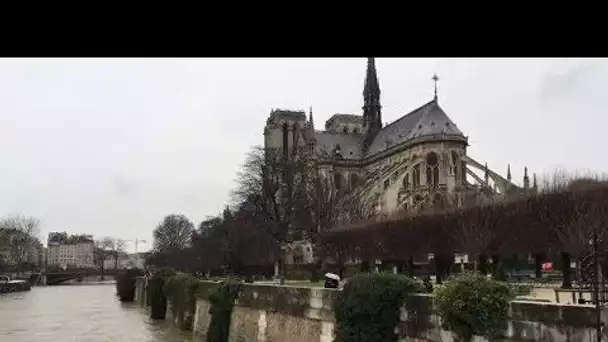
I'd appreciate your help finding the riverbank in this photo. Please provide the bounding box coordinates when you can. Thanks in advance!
[0,283,193,341]
[135,278,607,341]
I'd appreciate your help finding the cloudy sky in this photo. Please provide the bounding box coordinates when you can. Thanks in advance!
[0,58,604,251]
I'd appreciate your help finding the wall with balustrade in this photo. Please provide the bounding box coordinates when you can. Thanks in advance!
[134,279,608,341]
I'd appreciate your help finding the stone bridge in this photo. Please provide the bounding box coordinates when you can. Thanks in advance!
[42,270,118,285]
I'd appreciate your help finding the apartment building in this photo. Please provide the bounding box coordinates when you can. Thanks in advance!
[47,232,95,269]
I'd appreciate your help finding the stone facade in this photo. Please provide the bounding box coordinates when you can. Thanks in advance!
[133,280,608,342]
[263,58,536,265]
[46,232,95,269]
[263,58,534,222]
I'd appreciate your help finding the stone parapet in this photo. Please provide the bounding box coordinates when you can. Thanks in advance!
[132,280,606,341]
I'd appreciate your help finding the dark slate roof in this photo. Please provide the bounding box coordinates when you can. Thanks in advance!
[314,131,363,160]
[266,109,306,125]
[326,114,363,124]
[365,100,464,157]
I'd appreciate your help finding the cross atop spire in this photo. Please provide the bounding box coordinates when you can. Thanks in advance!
[432,74,439,101]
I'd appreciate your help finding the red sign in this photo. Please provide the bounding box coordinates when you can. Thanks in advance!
[542,262,553,271]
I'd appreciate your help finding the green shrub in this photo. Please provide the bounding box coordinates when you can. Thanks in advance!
[334,273,420,342]
[115,268,143,302]
[206,279,242,342]
[435,273,515,342]
[164,273,200,330]
[510,284,532,297]
[149,273,169,320]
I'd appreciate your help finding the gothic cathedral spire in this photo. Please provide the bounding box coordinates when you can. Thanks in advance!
[363,57,383,150]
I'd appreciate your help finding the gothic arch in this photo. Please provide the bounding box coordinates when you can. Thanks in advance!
[334,172,343,191]
[426,152,439,187]
[403,172,410,189]
[350,173,360,189]
[412,163,421,188]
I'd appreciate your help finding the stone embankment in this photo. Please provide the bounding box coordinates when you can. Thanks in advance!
[134,278,608,341]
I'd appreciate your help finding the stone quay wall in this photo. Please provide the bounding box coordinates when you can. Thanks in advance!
[134,279,608,341]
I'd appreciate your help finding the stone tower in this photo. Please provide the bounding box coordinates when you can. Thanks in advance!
[264,109,307,160]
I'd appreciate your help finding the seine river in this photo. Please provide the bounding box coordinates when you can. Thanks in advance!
[0,284,193,342]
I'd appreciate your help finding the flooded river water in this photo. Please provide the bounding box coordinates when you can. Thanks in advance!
[0,284,193,342]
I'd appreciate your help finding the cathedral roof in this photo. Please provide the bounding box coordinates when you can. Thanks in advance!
[266,109,306,125]
[365,99,465,157]
[325,114,362,126]
[314,131,363,160]
[310,100,465,161]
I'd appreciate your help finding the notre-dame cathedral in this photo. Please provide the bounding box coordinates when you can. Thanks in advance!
[263,58,536,264]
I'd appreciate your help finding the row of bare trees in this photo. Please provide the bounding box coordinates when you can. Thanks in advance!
[145,140,608,287]
[145,144,377,280]
[323,173,608,285]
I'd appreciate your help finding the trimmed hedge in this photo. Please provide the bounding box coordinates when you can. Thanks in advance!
[206,279,242,342]
[148,269,176,320]
[164,273,200,330]
[149,274,168,319]
[115,268,143,302]
[510,284,533,297]
[435,273,515,342]
[334,273,420,342]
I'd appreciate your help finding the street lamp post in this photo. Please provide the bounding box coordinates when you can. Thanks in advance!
[591,227,603,342]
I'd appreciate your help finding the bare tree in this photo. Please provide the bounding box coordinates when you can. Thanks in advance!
[551,187,608,260]
[0,215,40,273]
[304,168,378,275]
[538,170,608,288]
[450,205,504,273]
[232,145,310,284]
[153,214,195,253]
[104,237,126,269]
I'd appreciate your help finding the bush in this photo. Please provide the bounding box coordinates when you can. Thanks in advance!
[420,276,434,293]
[115,268,143,302]
[149,272,171,320]
[206,279,242,342]
[510,284,532,297]
[334,273,420,342]
[435,273,515,342]
[164,273,200,330]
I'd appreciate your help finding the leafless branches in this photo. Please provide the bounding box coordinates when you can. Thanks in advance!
[450,205,504,271]
[323,172,608,266]
[152,214,195,253]
[231,145,312,279]
[0,215,40,271]
[93,237,126,273]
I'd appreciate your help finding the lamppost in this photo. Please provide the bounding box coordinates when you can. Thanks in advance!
[590,227,603,342]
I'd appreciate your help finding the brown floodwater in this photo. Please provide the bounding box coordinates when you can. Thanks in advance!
[0,283,193,342]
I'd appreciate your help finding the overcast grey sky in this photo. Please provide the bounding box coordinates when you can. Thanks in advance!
[0,58,605,251]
